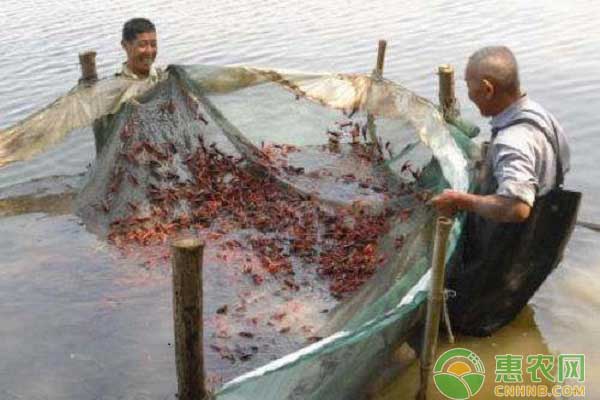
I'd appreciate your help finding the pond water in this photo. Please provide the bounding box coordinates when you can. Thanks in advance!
[1,0,599,398]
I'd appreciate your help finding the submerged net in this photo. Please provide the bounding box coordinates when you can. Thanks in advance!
[0,64,475,399]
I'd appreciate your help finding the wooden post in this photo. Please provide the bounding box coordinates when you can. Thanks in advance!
[367,39,387,155]
[172,238,207,400]
[438,64,458,122]
[375,39,387,77]
[328,136,341,153]
[417,217,453,400]
[78,50,98,84]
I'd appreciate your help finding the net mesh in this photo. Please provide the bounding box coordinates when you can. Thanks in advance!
[0,64,475,399]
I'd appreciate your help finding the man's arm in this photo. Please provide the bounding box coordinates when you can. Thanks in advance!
[431,190,531,223]
[432,125,541,223]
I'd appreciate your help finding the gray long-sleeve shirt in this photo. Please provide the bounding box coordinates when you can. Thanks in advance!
[488,95,570,207]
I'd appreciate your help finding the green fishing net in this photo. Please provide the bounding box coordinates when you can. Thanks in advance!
[0,64,477,399]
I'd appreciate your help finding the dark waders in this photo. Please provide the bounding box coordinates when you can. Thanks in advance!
[446,111,581,336]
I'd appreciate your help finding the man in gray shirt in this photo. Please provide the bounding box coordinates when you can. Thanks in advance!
[433,46,569,221]
[430,46,574,336]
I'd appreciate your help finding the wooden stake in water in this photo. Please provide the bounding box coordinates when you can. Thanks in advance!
[438,64,458,122]
[417,217,453,400]
[366,39,387,154]
[172,238,207,400]
[78,50,98,84]
[375,39,387,78]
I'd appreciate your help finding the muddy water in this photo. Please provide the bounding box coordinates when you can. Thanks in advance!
[1,0,599,398]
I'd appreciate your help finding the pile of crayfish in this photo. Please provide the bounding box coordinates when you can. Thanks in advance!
[102,107,411,299]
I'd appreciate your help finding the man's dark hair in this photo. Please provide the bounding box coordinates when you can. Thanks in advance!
[122,18,156,43]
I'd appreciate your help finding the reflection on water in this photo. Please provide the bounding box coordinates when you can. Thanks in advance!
[0,193,75,217]
[377,307,557,400]
[1,0,600,398]
[0,213,176,399]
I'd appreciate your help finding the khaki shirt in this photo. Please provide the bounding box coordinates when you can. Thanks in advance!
[108,62,167,110]
[116,62,164,83]
[93,63,166,155]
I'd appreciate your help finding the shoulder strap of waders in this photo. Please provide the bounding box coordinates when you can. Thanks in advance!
[491,110,564,188]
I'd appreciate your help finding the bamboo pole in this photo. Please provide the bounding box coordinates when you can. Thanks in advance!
[78,50,98,84]
[417,217,453,400]
[438,64,458,122]
[366,39,387,155]
[375,39,387,77]
[172,238,207,400]
[577,220,600,232]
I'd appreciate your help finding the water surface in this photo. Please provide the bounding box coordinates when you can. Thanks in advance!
[1,0,599,398]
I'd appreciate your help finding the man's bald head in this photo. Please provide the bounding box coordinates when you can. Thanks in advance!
[466,46,520,97]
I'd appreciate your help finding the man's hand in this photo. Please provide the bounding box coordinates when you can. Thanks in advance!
[430,190,470,217]
[430,189,531,223]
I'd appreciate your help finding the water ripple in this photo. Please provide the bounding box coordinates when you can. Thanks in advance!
[1,0,600,398]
